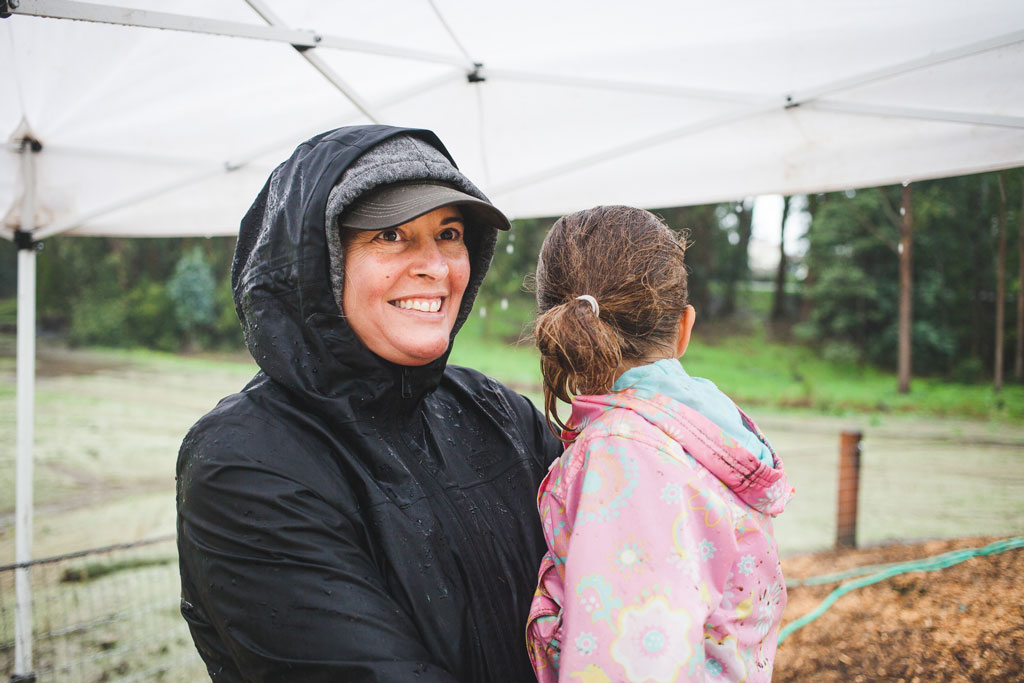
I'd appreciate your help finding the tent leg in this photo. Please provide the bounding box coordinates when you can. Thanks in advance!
[13,139,38,682]
[13,243,36,681]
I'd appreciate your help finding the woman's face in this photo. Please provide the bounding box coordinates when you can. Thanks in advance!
[342,206,471,366]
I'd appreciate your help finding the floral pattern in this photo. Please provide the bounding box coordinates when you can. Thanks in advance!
[610,598,692,682]
[660,482,683,504]
[526,388,793,683]
[575,631,598,656]
[704,633,748,681]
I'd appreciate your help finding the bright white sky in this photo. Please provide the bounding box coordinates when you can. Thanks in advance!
[749,194,811,274]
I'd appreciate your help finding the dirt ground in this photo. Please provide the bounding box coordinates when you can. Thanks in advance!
[776,536,1024,682]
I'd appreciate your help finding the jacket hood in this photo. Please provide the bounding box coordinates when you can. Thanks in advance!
[566,390,794,516]
[231,125,498,411]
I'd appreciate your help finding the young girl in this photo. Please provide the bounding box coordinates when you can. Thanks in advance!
[526,206,794,683]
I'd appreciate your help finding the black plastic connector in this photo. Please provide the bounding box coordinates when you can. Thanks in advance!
[467,63,485,83]
[13,230,36,251]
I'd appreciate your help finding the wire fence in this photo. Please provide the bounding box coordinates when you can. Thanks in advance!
[0,535,206,683]
[762,414,1024,556]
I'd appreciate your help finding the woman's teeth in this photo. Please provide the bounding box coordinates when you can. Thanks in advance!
[393,298,442,312]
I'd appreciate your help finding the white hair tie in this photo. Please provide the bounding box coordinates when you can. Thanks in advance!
[575,295,600,316]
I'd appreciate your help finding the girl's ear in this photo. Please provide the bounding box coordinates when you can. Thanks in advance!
[674,305,696,358]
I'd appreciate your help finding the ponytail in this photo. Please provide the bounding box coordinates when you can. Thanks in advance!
[534,297,622,434]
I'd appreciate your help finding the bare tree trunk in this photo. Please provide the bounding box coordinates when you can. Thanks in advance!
[898,184,914,394]
[1016,170,1024,381]
[721,199,753,317]
[736,199,753,308]
[771,196,791,321]
[799,194,822,323]
[995,173,1007,392]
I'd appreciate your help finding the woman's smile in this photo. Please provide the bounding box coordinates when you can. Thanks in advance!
[391,296,445,313]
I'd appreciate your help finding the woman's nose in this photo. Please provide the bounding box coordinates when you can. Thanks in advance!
[410,240,450,279]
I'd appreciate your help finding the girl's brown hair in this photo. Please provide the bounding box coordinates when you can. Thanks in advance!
[533,205,689,435]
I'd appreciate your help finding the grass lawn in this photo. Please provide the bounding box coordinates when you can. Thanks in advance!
[682,329,1024,422]
[451,314,1024,423]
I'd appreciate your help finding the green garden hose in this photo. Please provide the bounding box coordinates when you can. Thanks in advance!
[777,536,1024,645]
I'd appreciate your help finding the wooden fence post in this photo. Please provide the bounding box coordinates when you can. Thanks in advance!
[836,430,863,549]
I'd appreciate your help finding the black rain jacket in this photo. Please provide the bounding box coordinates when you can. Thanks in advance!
[176,125,561,682]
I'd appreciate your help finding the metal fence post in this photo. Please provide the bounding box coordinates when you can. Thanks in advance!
[836,430,862,548]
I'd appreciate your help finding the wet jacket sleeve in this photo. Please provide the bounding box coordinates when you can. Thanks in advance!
[177,416,460,683]
[535,431,739,682]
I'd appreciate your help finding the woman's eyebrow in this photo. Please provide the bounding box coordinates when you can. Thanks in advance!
[440,216,465,225]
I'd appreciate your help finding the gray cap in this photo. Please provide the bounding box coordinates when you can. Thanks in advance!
[340,182,511,231]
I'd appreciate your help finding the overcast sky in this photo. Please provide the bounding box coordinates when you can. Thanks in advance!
[749,194,810,274]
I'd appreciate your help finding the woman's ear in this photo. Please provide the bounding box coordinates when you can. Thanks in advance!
[674,305,696,358]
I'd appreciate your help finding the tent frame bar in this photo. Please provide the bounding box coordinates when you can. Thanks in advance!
[28,68,464,240]
[14,136,39,683]
[492,100,776,196]
[491,28,1024,195]
[16,1,1023,107]
[32,166,225,241]
[808,101,1024,130]
[10,0,471,67]
[242,0,381,123]
[788,28,1024,105]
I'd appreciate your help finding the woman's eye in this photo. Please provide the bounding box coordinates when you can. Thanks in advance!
[438,227,462,241]
[377,229,400,242]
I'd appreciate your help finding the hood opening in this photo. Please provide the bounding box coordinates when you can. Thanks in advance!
[231,125,501,411]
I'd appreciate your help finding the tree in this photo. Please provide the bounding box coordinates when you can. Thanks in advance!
[719,198,754,318]
[1016,170,1024,381]
[799,194,826,323]
[476,216,554,341]
[167,247,216,350]
[771,196,792,321]
[799,172,1022,381]
[897,183,914,394]
[995,173,1007,391]
[656,204,728,317]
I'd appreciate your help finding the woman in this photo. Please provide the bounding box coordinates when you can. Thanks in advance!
[176,125,562,682]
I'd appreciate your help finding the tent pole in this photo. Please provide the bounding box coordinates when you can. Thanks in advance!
[13,137,39,683]
[242,0,383,123]
[10,0,466,67]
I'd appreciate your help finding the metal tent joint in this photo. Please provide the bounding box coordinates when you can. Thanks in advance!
[467,62,486,83]
[13,230,41,252]
[0,0,19,19]
[19,137,42,153]
[292,33,322,53]
[10,671,37,682]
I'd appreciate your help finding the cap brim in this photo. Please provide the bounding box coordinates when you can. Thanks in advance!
[341,183,510,231]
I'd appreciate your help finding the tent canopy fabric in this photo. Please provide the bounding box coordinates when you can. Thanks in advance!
[2,0,1024,239]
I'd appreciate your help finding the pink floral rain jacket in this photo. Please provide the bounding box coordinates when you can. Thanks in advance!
[526,389,794,682]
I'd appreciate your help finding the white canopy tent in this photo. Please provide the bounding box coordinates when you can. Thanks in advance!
[2,0,1024,677]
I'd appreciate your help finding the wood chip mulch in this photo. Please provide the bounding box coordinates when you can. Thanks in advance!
[775,536,1024,682]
